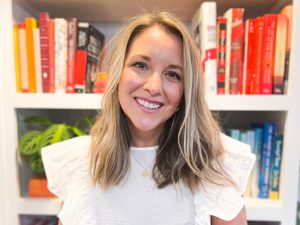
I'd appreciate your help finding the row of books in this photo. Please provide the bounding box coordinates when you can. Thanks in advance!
[192,2,293,95]
[20,215,58,225]
[13,12,106,94]
[227,122,283,199]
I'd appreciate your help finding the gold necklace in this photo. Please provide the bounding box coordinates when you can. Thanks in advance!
[131,153,155,177]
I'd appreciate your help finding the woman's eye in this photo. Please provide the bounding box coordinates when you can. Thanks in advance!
[131,61,149,70]
[165,71,181,81]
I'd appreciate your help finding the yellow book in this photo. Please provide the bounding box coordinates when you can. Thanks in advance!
[25,17,38,93]
[13,24,22,93]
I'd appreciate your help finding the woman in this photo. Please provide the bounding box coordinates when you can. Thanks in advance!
[42,12,255,225]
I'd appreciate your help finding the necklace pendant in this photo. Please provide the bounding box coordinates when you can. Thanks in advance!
[142,170,150,177]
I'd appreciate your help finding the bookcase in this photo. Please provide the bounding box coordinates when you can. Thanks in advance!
[0,0,299,224]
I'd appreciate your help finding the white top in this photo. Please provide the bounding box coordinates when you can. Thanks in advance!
[42,134,255,225]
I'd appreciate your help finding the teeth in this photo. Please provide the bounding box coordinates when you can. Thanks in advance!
[136,98,161,109]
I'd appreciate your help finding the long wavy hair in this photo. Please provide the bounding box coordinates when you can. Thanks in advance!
[89,12,233,193]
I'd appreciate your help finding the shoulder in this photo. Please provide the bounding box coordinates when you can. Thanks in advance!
[41,135,92,201]
[194,133,255,224]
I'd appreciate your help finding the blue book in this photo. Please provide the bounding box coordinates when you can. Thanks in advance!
[229,129,240,141]
[269,134,283,199]
[259,122,275,198]
[252,126,263,197]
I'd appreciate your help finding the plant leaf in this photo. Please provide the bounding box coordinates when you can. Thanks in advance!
[28,154,44,173]
[70,126,86,136]
[18,130,42,155]
[38,124,72,150]
[24,116,52,126]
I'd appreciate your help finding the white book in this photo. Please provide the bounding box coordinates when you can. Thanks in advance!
[54,18,68,93]
[18,25,29,92]
[191,2,217,96]
[33,28,42,93]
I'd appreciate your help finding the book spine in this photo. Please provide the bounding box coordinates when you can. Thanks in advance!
[74,22,89,93]
[18,23,29,93]
[269,134,283,199]
[66,18,78,93]
[243,19,256,94]
[280,5,293,94]
[25,18,38,93]
[216,17,227,95]
[48,19,55,93]
[13,24,22,93]
[192,2,217,94]
[85,25,105,93]
[273,15,288,94]
[260,14,277,94]
[259,122,275,198]
[252,126,263,197]
[54,18,68,93]
[252,18,264,94]
[33,28,42,93]
[39,12,50,93]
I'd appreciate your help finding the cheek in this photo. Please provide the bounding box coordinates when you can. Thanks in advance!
[166,84,184,106]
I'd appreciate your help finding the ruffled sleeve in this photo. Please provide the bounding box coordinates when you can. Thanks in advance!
[194,134,256,225]
[41,135,91,201]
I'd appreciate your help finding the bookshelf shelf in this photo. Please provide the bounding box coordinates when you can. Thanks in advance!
[245,198,283,221]
[17,197,62,215]
[12,93,290,111]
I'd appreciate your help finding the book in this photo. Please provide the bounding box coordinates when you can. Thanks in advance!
[54,18,68,93]
[259,122,275,198]
[280,5,293,94]
[252,126,263,197]
[33,28,42,93]
[269,134,283,199]
[48,19,55,93]
[192,2,217,95]
[252,18,264,94]
[18,23,29,93]
[39,12,50,93]
[223,8,244,95]
[216,17,227,95]
[243,19,256,94]
[273,15,288,94]
[25,17,38,93]
[74,22,105,93]
[13,24,22,93]
[66,18,78,93]
[260,14,277,94]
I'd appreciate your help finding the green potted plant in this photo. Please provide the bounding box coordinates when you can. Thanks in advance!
[18,115,94,197]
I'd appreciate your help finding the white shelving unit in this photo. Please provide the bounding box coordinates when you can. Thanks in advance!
[1,0,300,224]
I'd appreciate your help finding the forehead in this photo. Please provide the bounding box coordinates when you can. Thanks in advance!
[126,26,183,60]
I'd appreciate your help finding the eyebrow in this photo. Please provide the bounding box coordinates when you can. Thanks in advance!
[128,54,183,72]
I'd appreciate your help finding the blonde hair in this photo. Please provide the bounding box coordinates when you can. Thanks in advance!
[90,12,232,192]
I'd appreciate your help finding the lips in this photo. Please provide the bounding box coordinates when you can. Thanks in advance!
[135,97,163,110]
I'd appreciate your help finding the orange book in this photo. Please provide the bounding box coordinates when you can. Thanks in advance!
[25,18,38,93]
[273,15,288,94]
[13,24,22,93]
[28,178,55,198]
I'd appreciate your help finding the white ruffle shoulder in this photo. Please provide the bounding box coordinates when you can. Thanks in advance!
[42,134,255,225]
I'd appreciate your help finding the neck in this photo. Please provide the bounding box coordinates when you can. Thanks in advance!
[129,124,162,148]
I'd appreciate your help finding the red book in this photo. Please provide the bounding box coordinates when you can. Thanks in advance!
[252,17,264,94]
[66,18,78,93]
[74,50,87,93]
[243,19,256,94]
[223,8,244,95]
[260,14,277,94]
[216,17,227,95]
[48,19,55,93]
[39,12,50,93]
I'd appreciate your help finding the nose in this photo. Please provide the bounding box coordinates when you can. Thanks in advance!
[144,72,162,96]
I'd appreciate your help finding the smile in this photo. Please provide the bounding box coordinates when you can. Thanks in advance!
[135,97,163,110]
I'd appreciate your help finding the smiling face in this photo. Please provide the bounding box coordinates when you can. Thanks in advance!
[118,25,184,147]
